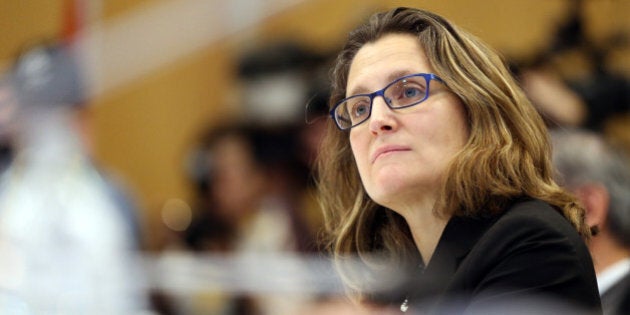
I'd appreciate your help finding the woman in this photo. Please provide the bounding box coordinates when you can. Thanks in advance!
[316,7,601,314]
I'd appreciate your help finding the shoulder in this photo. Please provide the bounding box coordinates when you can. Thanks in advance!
[488,198,580,242]
[449,198,601,312]
[500,198,566,223]
[449,198,587,267]
[457,198,593,279]
[473,198,589,264]
[446,199,591,278]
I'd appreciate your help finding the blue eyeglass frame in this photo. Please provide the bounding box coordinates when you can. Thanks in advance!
[330,73,444,130]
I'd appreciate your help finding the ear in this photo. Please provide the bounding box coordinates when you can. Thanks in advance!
[574,183,610,229]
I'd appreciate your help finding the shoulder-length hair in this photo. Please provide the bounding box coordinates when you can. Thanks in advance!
[316,7,589,298]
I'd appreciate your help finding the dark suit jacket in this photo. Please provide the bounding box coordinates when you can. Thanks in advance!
[601,271,630,315]
[389,198,602,314]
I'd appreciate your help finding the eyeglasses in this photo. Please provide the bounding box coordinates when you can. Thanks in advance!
[330,73,444,130]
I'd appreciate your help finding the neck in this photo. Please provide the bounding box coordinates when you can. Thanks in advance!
[403,203,450,265]
[590,231,630,274]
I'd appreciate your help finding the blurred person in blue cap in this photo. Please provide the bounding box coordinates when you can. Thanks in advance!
[0,40,148,314]
[0,78,17,173]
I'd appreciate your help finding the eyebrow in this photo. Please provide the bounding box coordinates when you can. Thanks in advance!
[347,69,418,96]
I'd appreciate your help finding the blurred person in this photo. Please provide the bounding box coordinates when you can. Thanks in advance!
[0,40,148,314]
[518,63,588,128]
[237,41,330,127]
[552,129,630,315]
[516,0,630,132]
[316,7,601,314]
[185,123,314,253]
[181,122,318,314]
[237,41,334,241]
[0,80,16,174]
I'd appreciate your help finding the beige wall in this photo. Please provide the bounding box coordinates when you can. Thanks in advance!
[1,0,628,241]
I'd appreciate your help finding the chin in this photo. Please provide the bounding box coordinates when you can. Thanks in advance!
[366,176,435,210]
[366,184,406,209]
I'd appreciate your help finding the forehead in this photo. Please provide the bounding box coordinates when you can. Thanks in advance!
[347,33,432,93]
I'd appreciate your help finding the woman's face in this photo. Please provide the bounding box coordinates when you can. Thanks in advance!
[347,33,469,212]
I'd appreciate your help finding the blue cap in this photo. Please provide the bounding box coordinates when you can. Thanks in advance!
[9,41,86,108]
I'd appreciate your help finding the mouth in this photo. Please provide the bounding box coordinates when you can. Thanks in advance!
[371,145,411,163]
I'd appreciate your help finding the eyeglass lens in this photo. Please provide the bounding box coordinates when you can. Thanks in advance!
[334,74,431,129]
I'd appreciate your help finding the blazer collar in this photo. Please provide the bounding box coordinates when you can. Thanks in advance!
[407,214,496,302]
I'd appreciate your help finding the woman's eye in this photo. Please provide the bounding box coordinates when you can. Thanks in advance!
[352,103,369,117]
[389,80,427,104]
[403,87,422,98]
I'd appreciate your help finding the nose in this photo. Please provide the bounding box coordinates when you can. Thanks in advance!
[368,96,396,134]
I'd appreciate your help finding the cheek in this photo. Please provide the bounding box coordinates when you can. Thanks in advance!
[425,98,470,147]
[349,132,369,175]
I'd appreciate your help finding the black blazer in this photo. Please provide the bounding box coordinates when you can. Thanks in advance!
[387,198,602,314]
[600,271,630,315]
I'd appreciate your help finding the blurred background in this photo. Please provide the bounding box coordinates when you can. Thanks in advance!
[0,0,628,314]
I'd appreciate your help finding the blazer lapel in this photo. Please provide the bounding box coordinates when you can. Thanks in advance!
[407,215,495,305]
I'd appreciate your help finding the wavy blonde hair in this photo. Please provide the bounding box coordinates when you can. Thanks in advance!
[316,7,589,299]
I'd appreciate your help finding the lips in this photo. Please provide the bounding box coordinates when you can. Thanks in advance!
[371,145,411,163]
